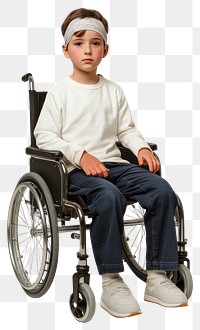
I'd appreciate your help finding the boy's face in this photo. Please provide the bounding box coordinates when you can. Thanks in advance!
[62,30,108,73]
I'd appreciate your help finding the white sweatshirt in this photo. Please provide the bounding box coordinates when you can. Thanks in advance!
[34,75,150,172]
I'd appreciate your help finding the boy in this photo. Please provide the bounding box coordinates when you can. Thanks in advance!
[34,8,188,318]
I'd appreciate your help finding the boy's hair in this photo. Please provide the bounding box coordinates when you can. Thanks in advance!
[61,8,108,38]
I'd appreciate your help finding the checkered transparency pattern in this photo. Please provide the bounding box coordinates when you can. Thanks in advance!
[0,0,199,329]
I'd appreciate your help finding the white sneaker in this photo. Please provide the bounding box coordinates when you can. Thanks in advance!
[144,273,188,307]
[100,277,141,318]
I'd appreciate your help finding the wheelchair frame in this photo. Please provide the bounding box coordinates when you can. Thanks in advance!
[7,73,193,322]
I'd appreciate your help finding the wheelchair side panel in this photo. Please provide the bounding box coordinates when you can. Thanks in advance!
[30,157,66,217]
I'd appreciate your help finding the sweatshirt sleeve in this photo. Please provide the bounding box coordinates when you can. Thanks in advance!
[117,89,151,156]
[34,91,85,168]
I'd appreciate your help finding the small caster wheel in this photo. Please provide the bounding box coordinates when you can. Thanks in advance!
[69,283,96,322]
[176,264,193,299]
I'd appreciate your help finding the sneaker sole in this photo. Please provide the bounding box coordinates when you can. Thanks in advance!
[144,295,188,308]
[100,301,142,318]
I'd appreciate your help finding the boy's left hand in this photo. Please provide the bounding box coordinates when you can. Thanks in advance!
[137,148,160,173]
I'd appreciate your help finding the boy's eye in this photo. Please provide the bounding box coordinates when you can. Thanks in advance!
[92,41,101,46]
[72,40,102,46]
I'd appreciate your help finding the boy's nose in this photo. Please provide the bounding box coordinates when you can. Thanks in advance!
[84,43,92,54]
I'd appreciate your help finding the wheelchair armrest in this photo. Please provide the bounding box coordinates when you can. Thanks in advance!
[146,142,157,151]
[116,141,157,152]
[116,141,158,166]
[26,146,64,161]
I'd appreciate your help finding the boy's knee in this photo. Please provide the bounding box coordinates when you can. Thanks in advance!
[96,185,126,209]
[105,185,125,202]
[157,178,177,207]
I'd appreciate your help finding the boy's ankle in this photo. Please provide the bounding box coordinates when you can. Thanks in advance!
[102,273,121,288]
[147,270,166,279]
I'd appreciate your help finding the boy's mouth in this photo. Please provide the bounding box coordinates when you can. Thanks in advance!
[82,58,93,62]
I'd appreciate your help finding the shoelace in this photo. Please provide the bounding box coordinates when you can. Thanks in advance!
[111,285,132,297]
[160,279,175,290]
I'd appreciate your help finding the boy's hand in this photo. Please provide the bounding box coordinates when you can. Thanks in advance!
[138,148,160,173]
[80,151,110,178]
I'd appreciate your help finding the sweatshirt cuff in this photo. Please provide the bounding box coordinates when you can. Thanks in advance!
[72,147,85,169]
[123,139,151,157]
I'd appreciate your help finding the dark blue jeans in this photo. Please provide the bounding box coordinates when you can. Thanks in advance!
[68,163,178,275]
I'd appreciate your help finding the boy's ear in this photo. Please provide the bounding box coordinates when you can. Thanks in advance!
[62,44,70,58]
[103,44,109,58]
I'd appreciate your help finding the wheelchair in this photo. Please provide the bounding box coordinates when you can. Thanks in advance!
[7,73,193,322]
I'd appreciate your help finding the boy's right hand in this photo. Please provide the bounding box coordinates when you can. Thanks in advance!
[80,151,110,178]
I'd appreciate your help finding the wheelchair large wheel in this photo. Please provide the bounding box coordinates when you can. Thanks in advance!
[122,199,188,283]
[7,172,59,297]
[69,283,96,323]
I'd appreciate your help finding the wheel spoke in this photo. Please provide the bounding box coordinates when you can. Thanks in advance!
[72,297,87,318]
[123,202,147,279]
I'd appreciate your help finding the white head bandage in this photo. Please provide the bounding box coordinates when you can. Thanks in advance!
[64,17,107,45]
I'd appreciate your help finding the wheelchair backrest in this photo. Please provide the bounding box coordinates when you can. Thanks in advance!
[29,90,47,147]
